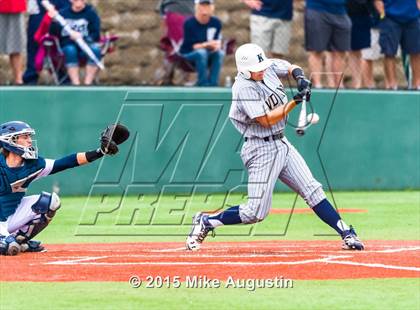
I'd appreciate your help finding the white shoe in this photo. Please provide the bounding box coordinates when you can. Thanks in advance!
[342,226,364,250]
[186,212,214,251]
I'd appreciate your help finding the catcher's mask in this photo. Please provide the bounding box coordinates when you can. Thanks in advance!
[0,121,38,159]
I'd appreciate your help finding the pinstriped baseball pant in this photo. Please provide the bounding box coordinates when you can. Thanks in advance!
[239,137,326,224]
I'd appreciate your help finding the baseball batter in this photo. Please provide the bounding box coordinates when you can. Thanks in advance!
[0,121,128,255]
[186,43,364,251]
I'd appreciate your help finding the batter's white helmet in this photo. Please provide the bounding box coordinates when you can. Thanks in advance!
[235,43,272,79]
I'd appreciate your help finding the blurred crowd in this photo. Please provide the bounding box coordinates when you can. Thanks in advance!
[0,0,104,85]
[0,0,419,89]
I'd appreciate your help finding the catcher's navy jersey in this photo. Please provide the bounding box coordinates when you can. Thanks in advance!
[0,154,54,221]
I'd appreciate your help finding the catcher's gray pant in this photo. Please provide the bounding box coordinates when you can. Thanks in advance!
[239,137,326,224]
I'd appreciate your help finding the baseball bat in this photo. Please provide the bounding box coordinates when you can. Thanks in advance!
[296,96,307,136]
[41,0,105,70]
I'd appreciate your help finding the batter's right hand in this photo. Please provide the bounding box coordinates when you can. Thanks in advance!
[293,88,311,104]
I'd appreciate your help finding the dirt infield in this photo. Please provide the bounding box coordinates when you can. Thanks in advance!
[270,208,367,214]
[1,240,419,282]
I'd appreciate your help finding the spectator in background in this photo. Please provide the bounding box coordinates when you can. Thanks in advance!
[180,0,224,86]
[305,0,352,88]
[347,0,374,89]
[242,0,293,58]
[159,0,195,16]
[155,0,195,85]
[360,1,382,89]
[23,0,70,85]
[158,0,194,45]
[0,0,26,84]
[50,0,101,85]
[376,0,420,89]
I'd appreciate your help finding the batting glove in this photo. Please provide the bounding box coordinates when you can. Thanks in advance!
[297,77,312,92]
[293,88,311,104]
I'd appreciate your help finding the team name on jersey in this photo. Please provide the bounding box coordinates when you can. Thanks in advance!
[265,86,287,111]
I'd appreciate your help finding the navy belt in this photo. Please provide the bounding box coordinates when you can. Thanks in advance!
[244,133,284,142]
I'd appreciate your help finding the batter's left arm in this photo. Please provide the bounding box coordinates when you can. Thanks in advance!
[256,95,303,128]
[256,63,311,128]
[271,60,312,91]
[288,65,312,92]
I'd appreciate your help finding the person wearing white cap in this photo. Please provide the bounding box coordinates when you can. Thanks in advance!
[180,0,224,86]
[186,43,365,252]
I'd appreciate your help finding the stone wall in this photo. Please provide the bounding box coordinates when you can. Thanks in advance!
[0,0,406,87]
[94,0,267,85]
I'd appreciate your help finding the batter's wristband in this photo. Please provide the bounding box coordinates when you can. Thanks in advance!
[85,149,104,162]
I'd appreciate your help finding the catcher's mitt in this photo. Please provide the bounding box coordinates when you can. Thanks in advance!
[100,124,130,155]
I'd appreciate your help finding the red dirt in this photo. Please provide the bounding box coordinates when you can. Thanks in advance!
[0,240,418,282]
[270,208,367,214]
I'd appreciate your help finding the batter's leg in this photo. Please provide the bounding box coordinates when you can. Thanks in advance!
[208,141,287,227]
[186,141,287,251]
[278,143,351,236]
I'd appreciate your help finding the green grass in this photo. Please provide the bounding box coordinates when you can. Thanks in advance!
[41,191,420,244]
[1,279,419,310]
[1,191,419,310]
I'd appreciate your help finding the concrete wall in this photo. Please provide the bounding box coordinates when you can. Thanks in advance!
[1,87,418,195]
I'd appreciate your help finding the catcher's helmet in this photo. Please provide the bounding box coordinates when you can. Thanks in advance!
[0,121,38,159]
[235,43,272,79]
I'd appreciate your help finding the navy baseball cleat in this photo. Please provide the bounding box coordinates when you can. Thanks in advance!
[20,240,46,253]
[0,235,21,256]
[342,225,364,250]
[186,212,214,251]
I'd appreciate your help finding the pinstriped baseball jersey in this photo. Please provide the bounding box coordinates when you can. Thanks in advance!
[229,59,291,138]
[228,58,326,223]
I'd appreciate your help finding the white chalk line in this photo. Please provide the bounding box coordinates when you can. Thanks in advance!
[46,243,420,254]
[48,253,295,259]
[148,247,187,252]
[324,260,420,272]
[41,246,420,272]
[374,246,420,253]
[44,255,351,266]
[43,254,346,265]
[42,246,420,262]
[47,246,420,256]
[30,255,109,266]
[44,257,420,272]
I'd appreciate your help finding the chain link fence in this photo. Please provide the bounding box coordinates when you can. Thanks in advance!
[0,0,413,88]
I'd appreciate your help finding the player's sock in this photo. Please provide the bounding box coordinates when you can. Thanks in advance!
[207,206,242,228]
[312,199,349,236]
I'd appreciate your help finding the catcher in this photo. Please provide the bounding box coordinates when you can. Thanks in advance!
[0,121,129,255]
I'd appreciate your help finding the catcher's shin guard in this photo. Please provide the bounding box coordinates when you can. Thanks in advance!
[15,192,61,244]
